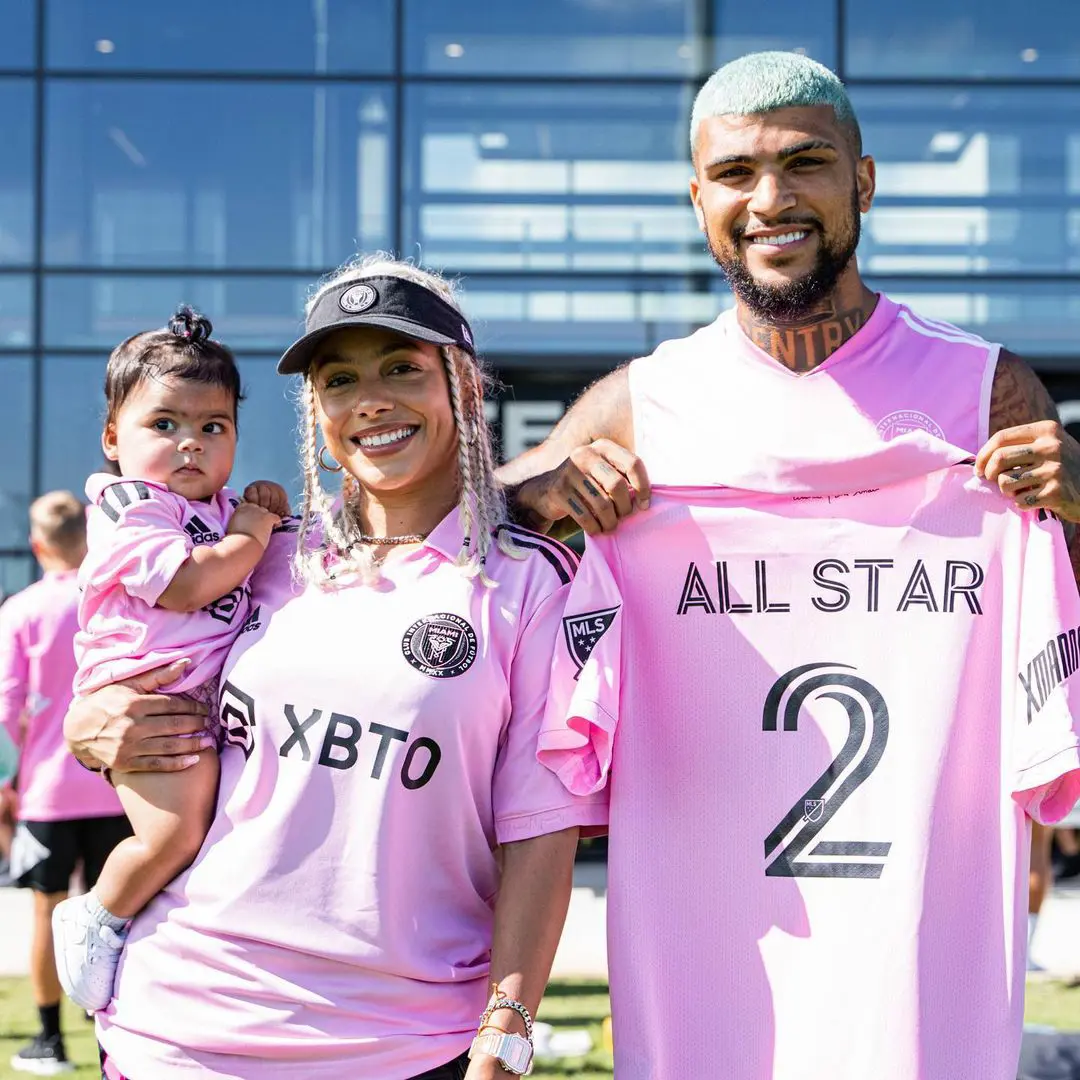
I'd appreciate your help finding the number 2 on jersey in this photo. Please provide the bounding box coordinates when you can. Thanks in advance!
[762,663,891,879]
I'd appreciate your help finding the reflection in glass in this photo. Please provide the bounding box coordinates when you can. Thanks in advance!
[233,359,305,500]
[846,0,1080,78]
[713,0,836,69]
[46,81,393,269]
[47,0,394,73]
[43,276,317,351]
[405,84,707,274]
[0,80,35,265]
[0,3,34,69]
[0,358,33,547]
[864,279,1080,360]
[407,0,705,76]
[0,277,33,348]
[465,276,725,357]
[853,87,1080,275]
[0,557,35,599]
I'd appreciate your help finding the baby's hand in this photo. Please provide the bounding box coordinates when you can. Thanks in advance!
[242,481,291,518]
[227,502,280,548]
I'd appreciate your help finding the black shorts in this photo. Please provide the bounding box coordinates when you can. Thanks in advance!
[99,1047,470,1079]
[13,815,132,894]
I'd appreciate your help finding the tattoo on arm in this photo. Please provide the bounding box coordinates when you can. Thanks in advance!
[495,365,632,485]
[988,349,1060,434]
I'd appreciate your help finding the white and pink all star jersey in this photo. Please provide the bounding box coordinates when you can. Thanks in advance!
[630,293,998,484]
[540,448,1080,1080]
[75,474,250,697]
[97,514,607,1080]
[0,570,122,821]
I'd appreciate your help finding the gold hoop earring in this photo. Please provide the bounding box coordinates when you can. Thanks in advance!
[318,446,343,473]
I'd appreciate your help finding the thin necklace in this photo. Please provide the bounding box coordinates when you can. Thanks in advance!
[356,532,426,545]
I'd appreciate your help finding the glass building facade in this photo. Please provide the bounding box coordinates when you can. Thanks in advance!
[3,0,1080,590]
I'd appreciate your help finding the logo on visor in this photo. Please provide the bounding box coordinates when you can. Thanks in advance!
[461,322,474,348]
[402,613,478,678]
[338,283,378,314]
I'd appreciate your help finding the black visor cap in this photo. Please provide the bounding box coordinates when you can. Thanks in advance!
[277,275,477,375]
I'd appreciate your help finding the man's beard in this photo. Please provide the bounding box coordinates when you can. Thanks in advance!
[707,189,862,323]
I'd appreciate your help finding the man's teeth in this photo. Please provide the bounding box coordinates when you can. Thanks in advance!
[751,231,808,246]
[357,427,415,448]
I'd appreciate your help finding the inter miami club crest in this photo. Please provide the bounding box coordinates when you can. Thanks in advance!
[402,613,478,678]
[562,607,620,680]
[219,680,256,759]
[338,283,378,313]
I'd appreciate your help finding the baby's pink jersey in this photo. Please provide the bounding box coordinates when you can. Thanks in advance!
[0,571,122,821]
[75,474,250,697]
[97,514,607,1079]
[540,440,1080,1080]
[630,292,998,485]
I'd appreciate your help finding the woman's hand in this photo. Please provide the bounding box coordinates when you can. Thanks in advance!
[65,661,213,773]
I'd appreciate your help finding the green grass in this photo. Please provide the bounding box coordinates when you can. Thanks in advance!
[0,975,1075,1078]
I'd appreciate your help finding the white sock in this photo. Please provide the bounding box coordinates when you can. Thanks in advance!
[84,891,130,933]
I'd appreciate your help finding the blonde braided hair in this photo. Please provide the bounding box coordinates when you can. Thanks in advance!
[292,254,521,588]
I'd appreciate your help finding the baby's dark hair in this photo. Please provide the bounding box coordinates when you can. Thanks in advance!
[103,305,244,426]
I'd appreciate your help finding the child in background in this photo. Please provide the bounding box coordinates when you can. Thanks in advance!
[52,306,289,1013]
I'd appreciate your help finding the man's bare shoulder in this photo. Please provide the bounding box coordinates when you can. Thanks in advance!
[988,348,1061,434]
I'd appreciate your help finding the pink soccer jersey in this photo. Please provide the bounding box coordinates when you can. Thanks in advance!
[97,514,607,1079]
[630,293,999,484]
[540,440,1080,1080]
[0,571,121,821]
[75,474,251,697]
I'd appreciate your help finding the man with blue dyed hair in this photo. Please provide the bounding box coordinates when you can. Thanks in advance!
[503,50,1080,1080]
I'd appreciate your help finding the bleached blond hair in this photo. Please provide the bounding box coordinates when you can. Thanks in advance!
[292,253,521,588]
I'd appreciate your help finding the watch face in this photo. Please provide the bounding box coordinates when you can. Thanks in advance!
[502,1037,533,1073]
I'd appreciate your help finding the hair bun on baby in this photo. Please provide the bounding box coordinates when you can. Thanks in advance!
[168,305,213,345]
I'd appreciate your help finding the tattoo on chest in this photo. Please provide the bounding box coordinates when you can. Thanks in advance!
[738,304,869,373]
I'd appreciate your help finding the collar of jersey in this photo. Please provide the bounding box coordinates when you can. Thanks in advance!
[418,506,466,563]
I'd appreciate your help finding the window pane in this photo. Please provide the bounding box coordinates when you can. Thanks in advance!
[854,87,1080,275]
[0,358,33,547]
[41,356,304,503]
[0,80,35,265]
[713,0,836,69]
[45,81,393,269]
[0,277,33,347]
[465,275,723,357]
[0,1,35,68]
[405,84,708,275]
[47,0,393,74]
[0,557,35,600]
[846,0,1080,78]
[865,279,1080,360]
[43,275,315,351]
[233,359,305,500]
[406,0,706,76]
